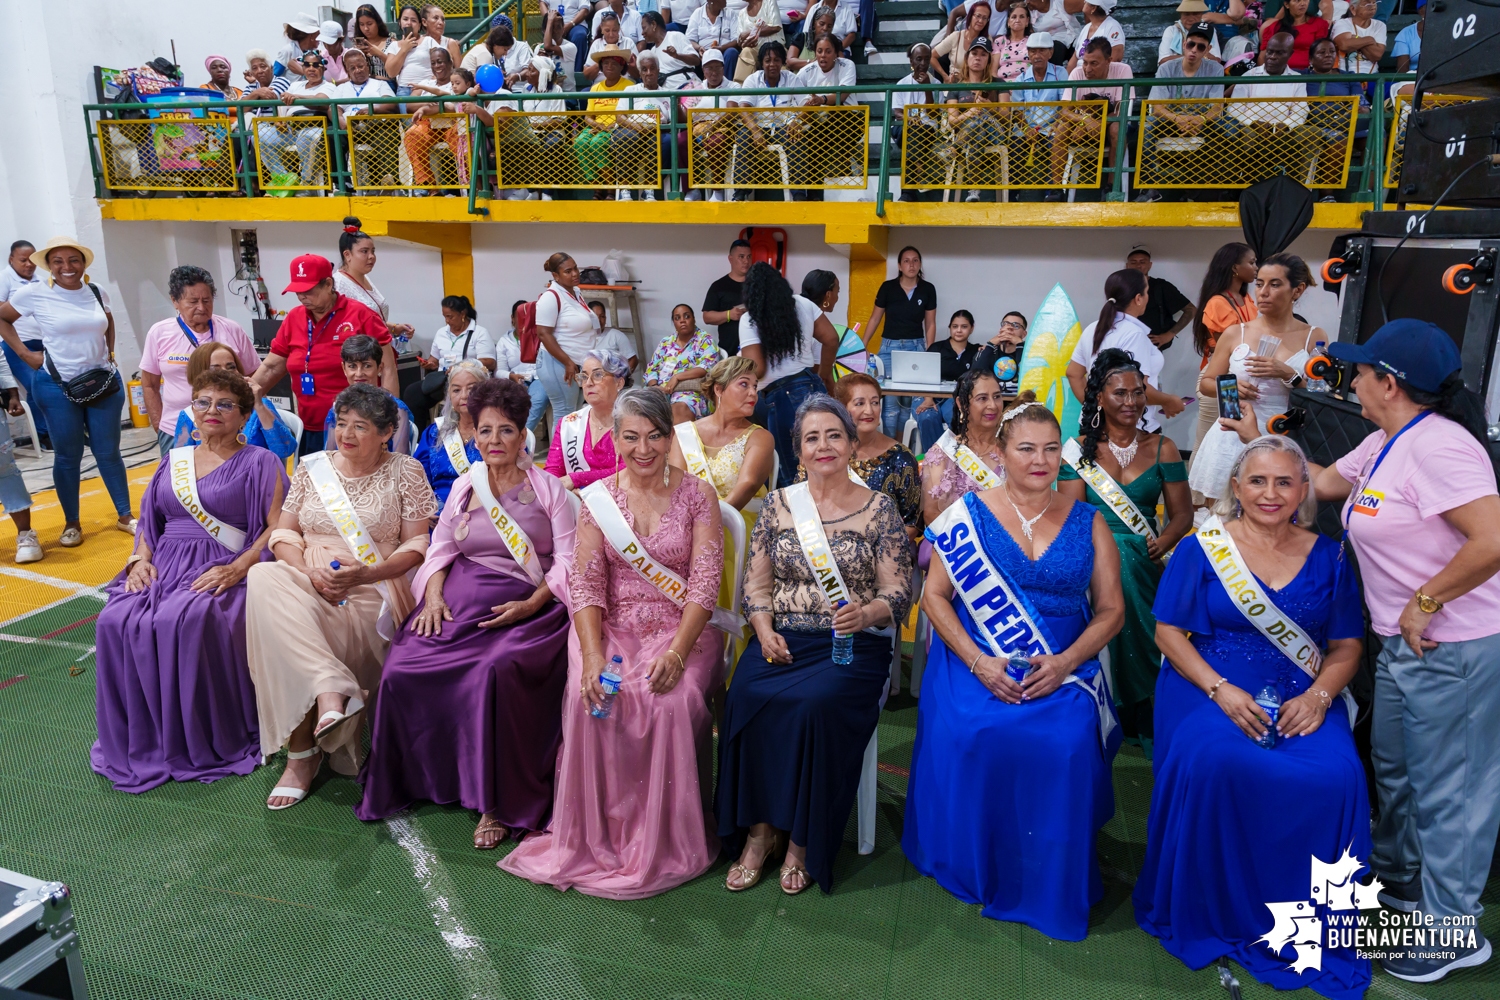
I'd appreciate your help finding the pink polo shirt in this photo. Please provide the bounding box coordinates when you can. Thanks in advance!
[1336,414,1500,641]
[139,314,261,433]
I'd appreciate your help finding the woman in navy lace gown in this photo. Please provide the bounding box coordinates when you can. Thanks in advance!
[903,396,1125,941]
[1134,435,1370,1000]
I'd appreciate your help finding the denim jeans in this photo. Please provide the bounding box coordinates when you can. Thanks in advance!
[567,24,590,71]
[0,413,33,514]
[30,367,131,523]
[524,377,550,433]
[753,368,823,488]
[256,120,325,184]
[878,337,925,437]
[2,340,46,436]
[915,398,953,454]
[536,351,582,426]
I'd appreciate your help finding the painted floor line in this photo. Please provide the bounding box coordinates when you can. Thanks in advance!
[0,565,107,596]
[0,632,97,654]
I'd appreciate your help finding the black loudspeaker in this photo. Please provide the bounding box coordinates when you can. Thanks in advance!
[1419,0,1500,97]
[1396,97,1500,206]
[1285,389,1378,539]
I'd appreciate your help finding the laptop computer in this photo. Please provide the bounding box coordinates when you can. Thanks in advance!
[883,350,955,392]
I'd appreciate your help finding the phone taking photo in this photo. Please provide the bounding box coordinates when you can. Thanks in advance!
[1216,373,1242,421]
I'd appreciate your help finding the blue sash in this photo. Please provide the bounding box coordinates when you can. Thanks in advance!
[926,493,1119,748]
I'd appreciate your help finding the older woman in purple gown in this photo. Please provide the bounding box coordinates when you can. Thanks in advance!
[92,369,287,792]
[356,378,575,849]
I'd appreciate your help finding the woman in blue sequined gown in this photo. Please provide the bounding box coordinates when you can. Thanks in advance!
[903,399,1126,941]
[1134,436,1370,1000]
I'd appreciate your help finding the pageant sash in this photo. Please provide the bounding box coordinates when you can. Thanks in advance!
[304,452,395,637]
[783,482,850,609]
[468,465,544,586]
[927,495,1119,747]
[442,429,472,476]
[1195,515,1356,717]
[1061,439,1157,541]
[932,429,1002,490]
[558,406,593,475]
[168,447,246,552]
[675,421,714,485]
[847,464,868,487]
[580,480,744,634]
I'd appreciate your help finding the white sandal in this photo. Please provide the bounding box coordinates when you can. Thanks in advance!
[311,696,364,741]
[266,747,322,811]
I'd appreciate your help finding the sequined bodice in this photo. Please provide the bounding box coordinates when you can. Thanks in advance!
[703,425,757,500]
[970,494,1096,618]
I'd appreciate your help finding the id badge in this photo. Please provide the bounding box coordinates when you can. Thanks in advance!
[300,373,316,395]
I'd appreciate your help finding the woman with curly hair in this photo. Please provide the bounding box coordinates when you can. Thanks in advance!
[737,263,839,486]
[920,368,1006,524]
[1057,350,1193,750]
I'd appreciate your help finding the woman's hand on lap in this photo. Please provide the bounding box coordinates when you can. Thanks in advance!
[412,597,452,636]
[479,598,536,628]
[973,656,1024,703]
[1215,683,1271,741]
[189,562,249,595]
[646,652,684,694]
[124,560,157,593]
[1019,652,1073,700]
[1278,690,1328,737]
[760,630,792,664]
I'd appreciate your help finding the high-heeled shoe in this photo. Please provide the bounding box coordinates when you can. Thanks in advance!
[726,833,784,892]
[266,747,322,811]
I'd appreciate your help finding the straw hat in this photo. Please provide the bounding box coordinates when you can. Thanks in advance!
[30,237,95,273]
[589,46,633,65]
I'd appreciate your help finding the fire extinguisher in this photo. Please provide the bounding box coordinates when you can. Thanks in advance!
[126,373,150,428]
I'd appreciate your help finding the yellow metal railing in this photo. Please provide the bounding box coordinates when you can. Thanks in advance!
[250,115,333,192]
[1135,96,1359,190]
[685,105,870,190]
[95,118,240,193]
[1384,93,1481,189]
[432,0,475,15]
[493,109,662,189]
[347,112,473,191]
[900,100,1108,190]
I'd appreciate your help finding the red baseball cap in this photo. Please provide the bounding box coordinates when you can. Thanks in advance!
[283,253,333,294]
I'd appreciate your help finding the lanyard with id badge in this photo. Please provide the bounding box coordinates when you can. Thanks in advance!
[176,315,213,349]
[301,308,339,396]
[1343,410,1431,528]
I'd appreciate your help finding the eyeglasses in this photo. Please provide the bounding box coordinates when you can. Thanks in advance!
[1000,319,1026,331]
[578,370,617,384]
[191,398,240,414]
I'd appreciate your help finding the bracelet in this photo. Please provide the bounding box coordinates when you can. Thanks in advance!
[124,553,147,568]
[1208,677,1227,701]
[667,649,684,671]
[1310,688,1331,707]
[967,650,984,674]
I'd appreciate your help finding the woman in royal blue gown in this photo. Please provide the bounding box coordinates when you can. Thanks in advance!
[903,395,1126,941]
[411,360,486,508]
[1134,433,1370,1000]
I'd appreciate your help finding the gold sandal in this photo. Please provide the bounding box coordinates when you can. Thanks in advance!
[725,862,765,892]
[779,863,812,896]
[473,815,509,850]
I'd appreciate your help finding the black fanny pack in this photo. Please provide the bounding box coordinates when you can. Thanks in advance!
[45,283,122,405]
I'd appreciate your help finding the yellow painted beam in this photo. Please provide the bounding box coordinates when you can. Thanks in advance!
[356,221,475,300]
[821,224,890,351]
[97,196,1372,230]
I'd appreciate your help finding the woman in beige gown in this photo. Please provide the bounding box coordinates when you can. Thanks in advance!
[247,384,438,810]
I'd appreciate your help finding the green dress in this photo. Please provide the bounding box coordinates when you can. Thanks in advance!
[1058,436,1186,742]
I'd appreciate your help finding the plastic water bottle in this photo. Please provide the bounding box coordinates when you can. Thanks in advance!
[329,559,348,607]
[1305,340,1329,393]
[1004,651,1033,685]
[832,601,853,665]
[1254,685,1281,749]
[591,657,623,719]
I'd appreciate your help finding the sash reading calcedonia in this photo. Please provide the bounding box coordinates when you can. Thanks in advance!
[468,466,545,585]
[580,481,745,635]
[442,429,471,476]
[784,482,851,608]
[1060,439,1156,540]
[168,447,247,552]
[933,429,1002,489]
[1196,515,1357,718]
[558,407,593,474]
[927,496,1119,747]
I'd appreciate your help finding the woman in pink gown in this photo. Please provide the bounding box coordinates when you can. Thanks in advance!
[501,388,729,899]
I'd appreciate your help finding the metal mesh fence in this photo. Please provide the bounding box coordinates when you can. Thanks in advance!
[431,0,475,15]
[685,106,870,191]
[899,101,1108,190]
[1384,93,1481,189]
[493,109,662,189]
[348,112,473,191]
[1135,96,1359,189]
[96,118,240,193]
[251,115,333,192]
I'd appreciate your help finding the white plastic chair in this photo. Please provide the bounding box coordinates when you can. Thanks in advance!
[270,401,305,470]
[764,143,794,201]
[565,490,581,522]
[901,416,919,453]
[14,401,44,458]
[526,428,536,463]
[768,450,780,492]
[857,680,891,856]
[720,499,748,656]
[870,353,885,382]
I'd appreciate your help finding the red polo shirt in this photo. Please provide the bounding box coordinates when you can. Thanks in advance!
[270,295,390,427]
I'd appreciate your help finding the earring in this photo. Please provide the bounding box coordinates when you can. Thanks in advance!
[1090,409,1101,429]
[236,432,248,445]
[190,428,201,443]
[663,462,671,486]
[1290,509,1299,525]
[1234,499,1243,518]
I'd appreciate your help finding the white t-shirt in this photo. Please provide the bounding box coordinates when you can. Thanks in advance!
[1332,17,1386,74]
[619,83,680,123]
[461,39,537,75]
[1068,312,1165,430]
[891,72,941,123]
[593,6,645,45]
[534,281,602,362]
[738,293,823,384]
[1030,0,1081,47]
[8,281,113,382]
[1074,15,1125,54]
[1228,66,1307,126]
[680,76,742,108]
[333,77,396,118]
[0,264,42,341]
[429,321,497,368]
[666,0,706,25]
[795,57,857,101]
[642,30,697,76]
[278,79,339,116]
[598,327,637,363]
[687,5,750,50]
[397,35,454,87]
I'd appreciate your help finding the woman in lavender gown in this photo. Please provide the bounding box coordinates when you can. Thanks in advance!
[92,369,287,793]
[356,378,575,849]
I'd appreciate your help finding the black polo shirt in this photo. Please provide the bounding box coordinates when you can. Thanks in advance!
[1140,275,1191,345]
[703,274,746,354]
[926,338,978,381]
[874,277,937,343]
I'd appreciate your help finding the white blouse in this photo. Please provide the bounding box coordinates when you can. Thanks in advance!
[333,270,389,322]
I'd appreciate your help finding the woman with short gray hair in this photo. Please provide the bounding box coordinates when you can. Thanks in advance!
[502,386,733,898]
[544,347,630,491]
[717,393,913,896]
[245,381,438,811]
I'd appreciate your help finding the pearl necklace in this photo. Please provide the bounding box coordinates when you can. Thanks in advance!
[1004,484,1052,541]
[1106,431,1141,469]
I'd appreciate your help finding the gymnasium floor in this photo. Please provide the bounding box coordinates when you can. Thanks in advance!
[0,466,1495,1000]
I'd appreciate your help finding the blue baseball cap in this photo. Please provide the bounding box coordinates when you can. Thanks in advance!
[1325,319,1460,393]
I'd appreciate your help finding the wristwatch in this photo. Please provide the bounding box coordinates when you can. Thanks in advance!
[1415,589,1444,614]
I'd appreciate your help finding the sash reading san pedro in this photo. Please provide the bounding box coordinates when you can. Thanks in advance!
[1061,439,1156,540]
[442,429,472,476]
[468,465,544,585]
[304,452,396,638]
[168,447,247,552]
[927,495,1119,747]
[580,481,744,634]
[1196,514,1357,717]
[932,429,1002,490]
[558,406,593,475]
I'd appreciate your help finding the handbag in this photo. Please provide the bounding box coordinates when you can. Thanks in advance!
[45,284,123,405]
[420,328,476,394]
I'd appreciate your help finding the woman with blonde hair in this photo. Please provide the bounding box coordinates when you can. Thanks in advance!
[668,355,775,512]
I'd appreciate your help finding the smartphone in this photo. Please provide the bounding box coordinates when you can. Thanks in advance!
[1216,373,1242,421]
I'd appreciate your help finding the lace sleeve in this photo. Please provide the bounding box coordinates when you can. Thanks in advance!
[395,456,440,521]
[743,489,780,619]
[871,494,914,625]
[570,498,609,612]
[283,463,311,520]
[684,477,724,611]
[921,450,954,500]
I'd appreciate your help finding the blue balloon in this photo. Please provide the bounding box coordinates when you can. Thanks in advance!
[475,63,504,93]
